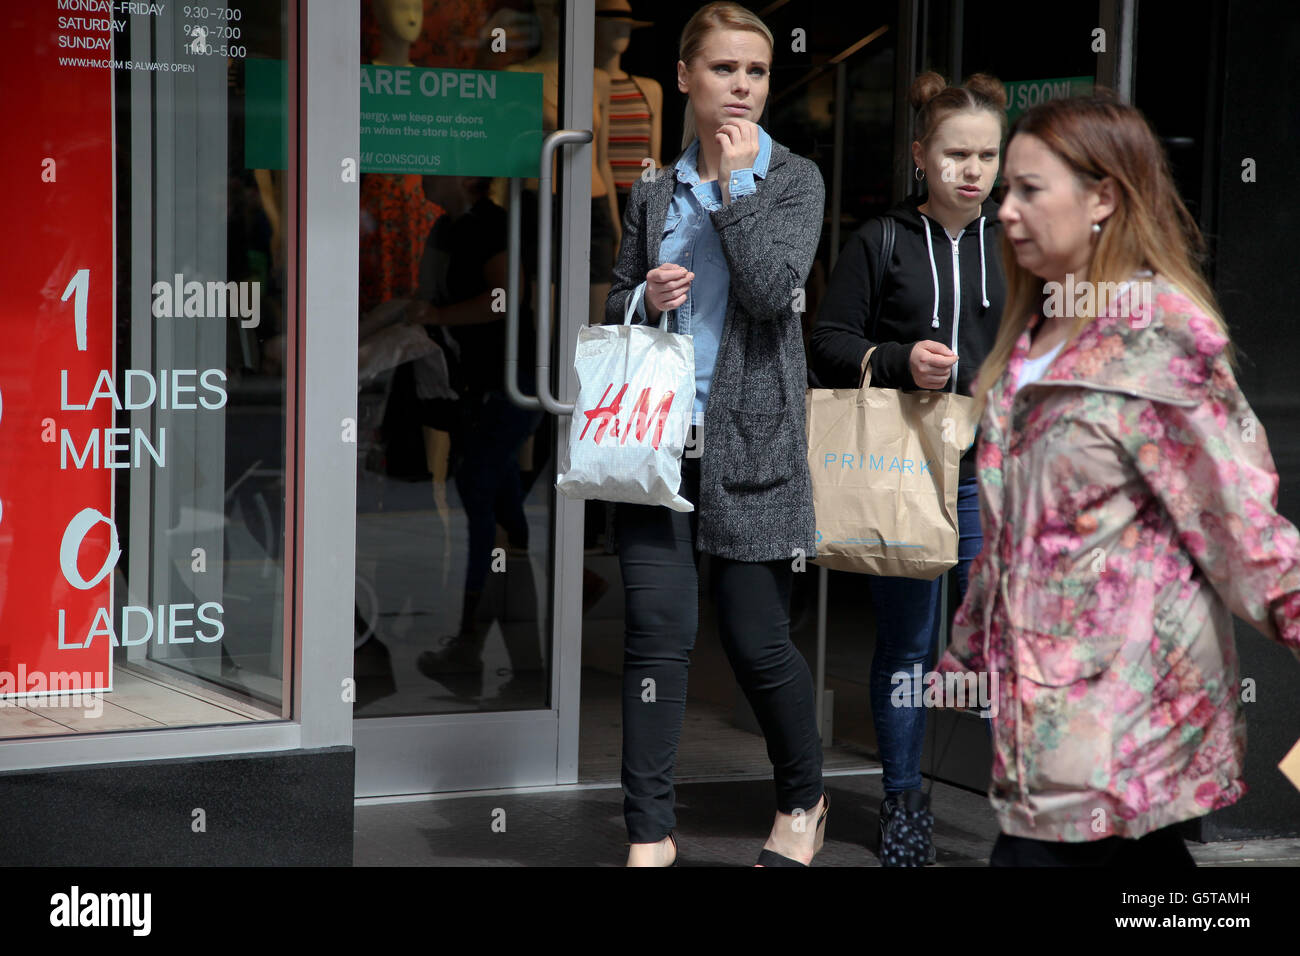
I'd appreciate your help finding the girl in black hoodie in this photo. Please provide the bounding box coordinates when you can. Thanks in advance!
[809,72,1008,865]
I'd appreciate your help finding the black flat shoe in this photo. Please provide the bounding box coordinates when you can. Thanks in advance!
[754,792,830,867]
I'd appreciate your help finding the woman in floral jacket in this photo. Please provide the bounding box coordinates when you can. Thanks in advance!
[938,93,1300,866]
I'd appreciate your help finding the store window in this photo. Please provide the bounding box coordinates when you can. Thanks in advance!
[0,2,294,737]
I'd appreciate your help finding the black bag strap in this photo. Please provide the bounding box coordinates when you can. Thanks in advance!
[858,216,895,387]
[869,215,895,340]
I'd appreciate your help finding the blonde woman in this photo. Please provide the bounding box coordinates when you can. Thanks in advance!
[938,93,1300,866]
[606,2,828,867]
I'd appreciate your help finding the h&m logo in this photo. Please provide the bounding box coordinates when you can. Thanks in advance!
[578,383,676,450]
[821,453,934,475]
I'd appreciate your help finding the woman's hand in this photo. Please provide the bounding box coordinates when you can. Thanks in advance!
[910,340,958,389]
[717,119,761,205]
[645,263,695,320]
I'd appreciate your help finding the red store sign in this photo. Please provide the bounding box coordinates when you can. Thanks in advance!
[0,12,116,697]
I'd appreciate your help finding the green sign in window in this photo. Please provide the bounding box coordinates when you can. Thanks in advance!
[1003,76,1095,124]
[359,66,542,176]
[245,58,288,171]
[244,62,543,177]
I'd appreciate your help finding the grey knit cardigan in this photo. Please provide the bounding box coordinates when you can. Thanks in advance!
[604,139,824,562]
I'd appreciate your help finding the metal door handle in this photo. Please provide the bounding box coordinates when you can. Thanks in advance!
[503,176,541,410]
[534,128,592,416]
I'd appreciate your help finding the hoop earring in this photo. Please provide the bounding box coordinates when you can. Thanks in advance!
[915,167,926,183]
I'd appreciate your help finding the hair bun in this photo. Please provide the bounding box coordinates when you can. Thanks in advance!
[909,71,947,110]
[964,73,1008,111]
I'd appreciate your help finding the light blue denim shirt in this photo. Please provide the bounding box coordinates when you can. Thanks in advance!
[632,126,773,424]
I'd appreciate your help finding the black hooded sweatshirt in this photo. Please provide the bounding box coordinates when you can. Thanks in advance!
[809,194,1006,479]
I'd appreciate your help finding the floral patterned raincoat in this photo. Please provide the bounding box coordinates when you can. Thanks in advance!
[938,272,1300,841]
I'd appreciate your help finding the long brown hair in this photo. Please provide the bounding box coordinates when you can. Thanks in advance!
[678,2,775,149]
[972,92,1231,418]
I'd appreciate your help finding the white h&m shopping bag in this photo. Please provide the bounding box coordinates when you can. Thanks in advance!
[556,286,695,511]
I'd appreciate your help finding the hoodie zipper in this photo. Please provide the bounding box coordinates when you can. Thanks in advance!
[949,229,965,392]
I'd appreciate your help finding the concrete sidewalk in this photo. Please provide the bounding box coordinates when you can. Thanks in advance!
[353,770,1300,866]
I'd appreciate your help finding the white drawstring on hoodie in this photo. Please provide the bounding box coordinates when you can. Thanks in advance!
[918,211,992,328]
[978,215,990,308]
[920,213,941,328]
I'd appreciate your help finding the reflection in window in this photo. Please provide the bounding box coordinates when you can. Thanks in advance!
[353,0,554,717]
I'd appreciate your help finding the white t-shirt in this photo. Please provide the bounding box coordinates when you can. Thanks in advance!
[1016,340,1064,390]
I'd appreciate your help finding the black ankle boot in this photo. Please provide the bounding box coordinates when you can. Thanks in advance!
[879,789,936,867]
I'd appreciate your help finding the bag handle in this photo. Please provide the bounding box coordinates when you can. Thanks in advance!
[859,346,878,388]
[623,283,670,332]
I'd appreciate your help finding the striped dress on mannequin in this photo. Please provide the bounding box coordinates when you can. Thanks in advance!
[608,75,653,220]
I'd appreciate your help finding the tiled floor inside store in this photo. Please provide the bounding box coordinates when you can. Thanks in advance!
[0,666,270,737]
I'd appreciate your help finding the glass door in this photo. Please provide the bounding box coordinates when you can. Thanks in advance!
[352,0,595,796]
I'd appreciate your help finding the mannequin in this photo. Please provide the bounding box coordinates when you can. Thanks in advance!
[372,0,422,66]
[595,0,661,221]
[360,0,437,317]
[507,0,620,328]
[358,0,449,535]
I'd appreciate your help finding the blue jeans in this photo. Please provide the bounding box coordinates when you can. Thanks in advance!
[867,476,983,795]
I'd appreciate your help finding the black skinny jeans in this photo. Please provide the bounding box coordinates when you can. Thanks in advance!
[614,456,824,843]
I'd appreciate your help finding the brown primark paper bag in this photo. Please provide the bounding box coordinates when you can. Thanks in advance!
[805,347,977,579]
